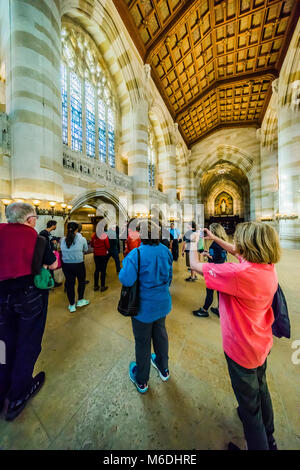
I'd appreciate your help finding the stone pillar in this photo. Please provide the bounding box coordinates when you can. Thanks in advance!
[258,102,279,221]
[163,123,177,206]
[127,65,150,216]
[278,22,300,248]
[6,0,64,201]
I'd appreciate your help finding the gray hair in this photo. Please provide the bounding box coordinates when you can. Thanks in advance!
[6,202,36,224]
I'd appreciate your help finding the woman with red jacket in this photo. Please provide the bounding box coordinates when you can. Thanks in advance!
[91,225,110,292]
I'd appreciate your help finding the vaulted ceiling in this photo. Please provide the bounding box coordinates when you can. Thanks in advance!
[113,0,300,146]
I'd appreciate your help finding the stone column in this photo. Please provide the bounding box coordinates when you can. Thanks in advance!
[278,22,300,248]
[163,123,177,206]
[127,65,150,216]
[6,0,64,202]
[258,98,279,221]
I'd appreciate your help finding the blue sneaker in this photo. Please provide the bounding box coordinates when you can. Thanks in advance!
[151,353,170,382]
[129,362,148,393]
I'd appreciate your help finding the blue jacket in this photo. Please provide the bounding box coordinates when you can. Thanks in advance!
[119,243,173,323]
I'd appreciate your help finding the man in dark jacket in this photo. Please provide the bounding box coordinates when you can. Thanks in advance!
[39,220,61,287]
[0,202,57,421]
[107,225,121,273]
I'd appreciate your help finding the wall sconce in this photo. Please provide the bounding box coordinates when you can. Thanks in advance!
[32,200,41,209]
[274,213,299,221]
[1,199,12,208]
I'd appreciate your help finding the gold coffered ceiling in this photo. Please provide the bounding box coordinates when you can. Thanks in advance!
[113,0,300,146]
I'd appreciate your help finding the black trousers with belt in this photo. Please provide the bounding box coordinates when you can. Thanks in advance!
[0,285,49,406]
[225,353,275,450]
[131,316,169,384]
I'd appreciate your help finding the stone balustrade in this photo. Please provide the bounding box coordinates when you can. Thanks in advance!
[62,145,133,193]
[149,187,168,205]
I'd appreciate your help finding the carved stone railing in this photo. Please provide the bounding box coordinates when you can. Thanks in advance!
[149,187,168,205]
[62,145,133,192]
[0,113,10,156]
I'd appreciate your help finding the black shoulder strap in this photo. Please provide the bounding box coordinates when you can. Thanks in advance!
[31,235,47,275]
[137,248,140,277]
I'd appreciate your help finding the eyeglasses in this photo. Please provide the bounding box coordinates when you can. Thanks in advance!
[26,215,39,221]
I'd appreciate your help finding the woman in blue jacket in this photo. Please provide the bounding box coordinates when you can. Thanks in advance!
[119,221,173,393]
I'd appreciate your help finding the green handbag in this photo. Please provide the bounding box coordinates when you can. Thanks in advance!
[34,267,54,290]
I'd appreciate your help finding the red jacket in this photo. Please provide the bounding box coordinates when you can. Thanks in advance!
[91,233,110,256]
[124,230,141,256]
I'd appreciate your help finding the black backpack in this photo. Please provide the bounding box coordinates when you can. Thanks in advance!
[118,249,140,317]
[272,284,291,339]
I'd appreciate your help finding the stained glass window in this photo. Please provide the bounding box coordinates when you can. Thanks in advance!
[107,107,115,168]
[61,28,117,167]
[85,81,95,157]
[70,71,82,152]
[61,64,68,145]
[98,99,106,163]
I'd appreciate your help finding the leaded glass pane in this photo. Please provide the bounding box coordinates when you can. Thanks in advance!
[85,81,95,157]
[107,107,115,168]
[61,64,68,145]
[98,99,106,163]
[70,71,82,152]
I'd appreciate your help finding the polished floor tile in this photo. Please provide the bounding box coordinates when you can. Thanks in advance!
[0,249,299,450]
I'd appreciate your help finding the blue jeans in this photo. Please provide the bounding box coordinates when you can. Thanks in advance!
[0,285,48,405]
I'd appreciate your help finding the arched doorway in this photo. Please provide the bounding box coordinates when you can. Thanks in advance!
[67,190,129,241]
[197,160,250,234]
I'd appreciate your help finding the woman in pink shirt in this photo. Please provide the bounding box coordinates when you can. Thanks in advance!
[190,222,281,451]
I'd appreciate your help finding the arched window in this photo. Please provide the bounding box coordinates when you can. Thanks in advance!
[148,124,156,187]
[61,25,116,167]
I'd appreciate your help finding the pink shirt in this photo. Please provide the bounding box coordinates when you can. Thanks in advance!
[203,257,278,369]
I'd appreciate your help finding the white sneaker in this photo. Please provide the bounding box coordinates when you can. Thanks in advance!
[68,304,76,313]
[76,299,90,308]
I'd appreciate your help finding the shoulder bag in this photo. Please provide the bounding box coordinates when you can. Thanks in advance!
[118,249,140,317]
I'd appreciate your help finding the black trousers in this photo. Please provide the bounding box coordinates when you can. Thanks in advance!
[94,255,108,288]
[0,286,49,405]
[203,289,219,310]
[131,316,169,384]
[62,262,86,305]
[171,239,179,261]
[107,250,121,273]
[225,353,274,450]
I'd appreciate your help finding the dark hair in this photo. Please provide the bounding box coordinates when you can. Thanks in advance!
[189,221,196,231]
[65,222,79,248]
[47,220,57,229]
[140,220,161,245]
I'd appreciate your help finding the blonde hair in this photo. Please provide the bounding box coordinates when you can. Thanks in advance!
[209,223,228,242]
[234,222,281,264]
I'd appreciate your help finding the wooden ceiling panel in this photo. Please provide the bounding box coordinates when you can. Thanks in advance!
[113,0,300,145]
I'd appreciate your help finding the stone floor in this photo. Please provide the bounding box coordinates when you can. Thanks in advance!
[0,249,299,450]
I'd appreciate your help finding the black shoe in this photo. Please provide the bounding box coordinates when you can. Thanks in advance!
[211,307,220,317]
[54,282,62,287]
[101,286,108,292]
[85,280,90,285]
[4,372,45,421]
[227,442,241,451]
[193,308,209,318]
[93,286,100,291]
